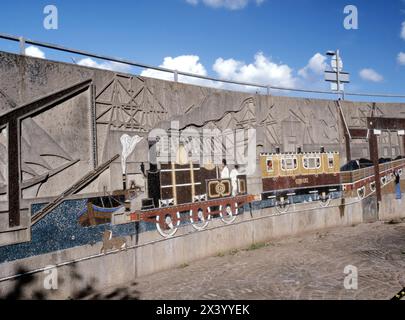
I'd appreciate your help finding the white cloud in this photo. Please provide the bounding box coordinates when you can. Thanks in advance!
[359,68,383,82]
[141,51,331,92]
[141,55,210,86]
[398,52,405,65]
[401,21,405,40]
[298,53,327,80]
[213,52,298,88]
[76,57,133,73]
[25,46,45,59]
[186,0,264,10]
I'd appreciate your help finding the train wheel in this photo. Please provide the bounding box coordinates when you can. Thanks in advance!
[156,212,180,238]
[275,197,289,214]
[357,186,366,200]
[219,203,237,224]
[319,192,331,208]
[190,207,210,231]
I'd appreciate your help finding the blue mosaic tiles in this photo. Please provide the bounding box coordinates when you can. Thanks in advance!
[0,193,341,264]
[0,199,154,264]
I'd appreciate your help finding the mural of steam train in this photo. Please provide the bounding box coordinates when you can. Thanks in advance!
[260,149,405,211]
[124,147,405,238]
[130,157,256,237]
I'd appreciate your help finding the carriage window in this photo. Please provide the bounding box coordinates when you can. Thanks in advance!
[281,157,297,170]
[303,156,321,169]
[328,155,334,169]
[266,158,274,172]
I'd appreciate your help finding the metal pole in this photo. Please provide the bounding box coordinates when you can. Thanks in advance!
[19,36,25,55]
[336,49,343,100]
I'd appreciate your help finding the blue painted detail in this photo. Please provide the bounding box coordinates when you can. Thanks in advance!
[0,199,154,264]
[0,193,341,264]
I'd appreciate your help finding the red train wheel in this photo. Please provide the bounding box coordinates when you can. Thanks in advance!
[156,211,180,238]
[190,207,211,231]
[219,202,237,224]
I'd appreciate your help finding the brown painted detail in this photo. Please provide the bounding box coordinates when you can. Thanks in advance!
[237,175,247,195]
[207,179,232,199]
[130,194,255,225]
[343,160,405,191]
[8,119,20,227]
[262,173,340,193]
[403,136,405,157]
[349,128,368,139]
[366,116,405,202]
[368,117,405,130]
[345,133,352,163]
[369,133,381,201]
[336,103,351,162]
[160,163,202,205]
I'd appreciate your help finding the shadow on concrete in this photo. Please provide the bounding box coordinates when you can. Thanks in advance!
[79,281,140,300]
[69,263,140,300]
[2,266,49,300]
[1,263,139,300]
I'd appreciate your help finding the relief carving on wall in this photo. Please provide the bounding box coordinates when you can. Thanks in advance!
[161,97,258,165]
[0,127,7,198]
[96,75,168,133]
[20,118,80,198]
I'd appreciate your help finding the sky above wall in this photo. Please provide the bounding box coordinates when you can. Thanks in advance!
[0,0,404,99]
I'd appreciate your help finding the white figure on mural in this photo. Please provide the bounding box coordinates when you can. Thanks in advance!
[120,134,143,175]
[220,159,230,179]
[230,165,240,196]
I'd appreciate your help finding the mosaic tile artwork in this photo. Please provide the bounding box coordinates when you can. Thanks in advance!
[0,200,154,264]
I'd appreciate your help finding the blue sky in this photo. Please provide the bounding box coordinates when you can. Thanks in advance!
[0,0,404,100]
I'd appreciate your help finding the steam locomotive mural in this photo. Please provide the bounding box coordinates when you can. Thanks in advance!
[130,156,256,237]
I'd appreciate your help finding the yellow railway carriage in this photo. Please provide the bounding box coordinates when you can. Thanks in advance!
[260,151,341,202]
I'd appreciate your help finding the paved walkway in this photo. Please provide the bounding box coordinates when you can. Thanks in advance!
[84,220,405,300]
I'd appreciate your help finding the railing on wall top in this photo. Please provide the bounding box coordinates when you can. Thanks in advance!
[1,33,405,101]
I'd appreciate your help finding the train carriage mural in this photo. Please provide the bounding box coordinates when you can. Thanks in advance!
[82,141,403,239]
[73,124,405,240]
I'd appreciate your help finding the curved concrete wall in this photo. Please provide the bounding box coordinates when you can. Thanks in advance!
[1,193,403,300]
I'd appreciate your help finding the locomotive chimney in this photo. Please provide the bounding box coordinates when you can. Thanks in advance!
[297,146,302,154]
[275,147,281,154]
[320,146,325,153]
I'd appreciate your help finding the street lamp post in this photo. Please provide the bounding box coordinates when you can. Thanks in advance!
[325,49,349,100]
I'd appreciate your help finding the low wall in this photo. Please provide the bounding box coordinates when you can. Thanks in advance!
[0,194,404,299]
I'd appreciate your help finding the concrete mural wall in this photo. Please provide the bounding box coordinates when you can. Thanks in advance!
[1,50,405,279]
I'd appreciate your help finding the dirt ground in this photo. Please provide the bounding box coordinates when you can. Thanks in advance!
[83,219,405,300]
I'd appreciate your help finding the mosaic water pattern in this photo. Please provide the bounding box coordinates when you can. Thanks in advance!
[0,193,341,264]
[0,200,154,264]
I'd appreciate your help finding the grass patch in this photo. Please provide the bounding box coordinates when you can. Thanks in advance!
[215,242,271,257]
[246,242,270,251]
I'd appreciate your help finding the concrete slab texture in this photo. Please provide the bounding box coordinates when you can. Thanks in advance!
[82,220,405,300]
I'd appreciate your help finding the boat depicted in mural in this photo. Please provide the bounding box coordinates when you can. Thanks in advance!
[78,195,125,227]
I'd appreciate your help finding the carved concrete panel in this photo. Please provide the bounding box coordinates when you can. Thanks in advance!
[0,127,7,208]
[20,89,93,199]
